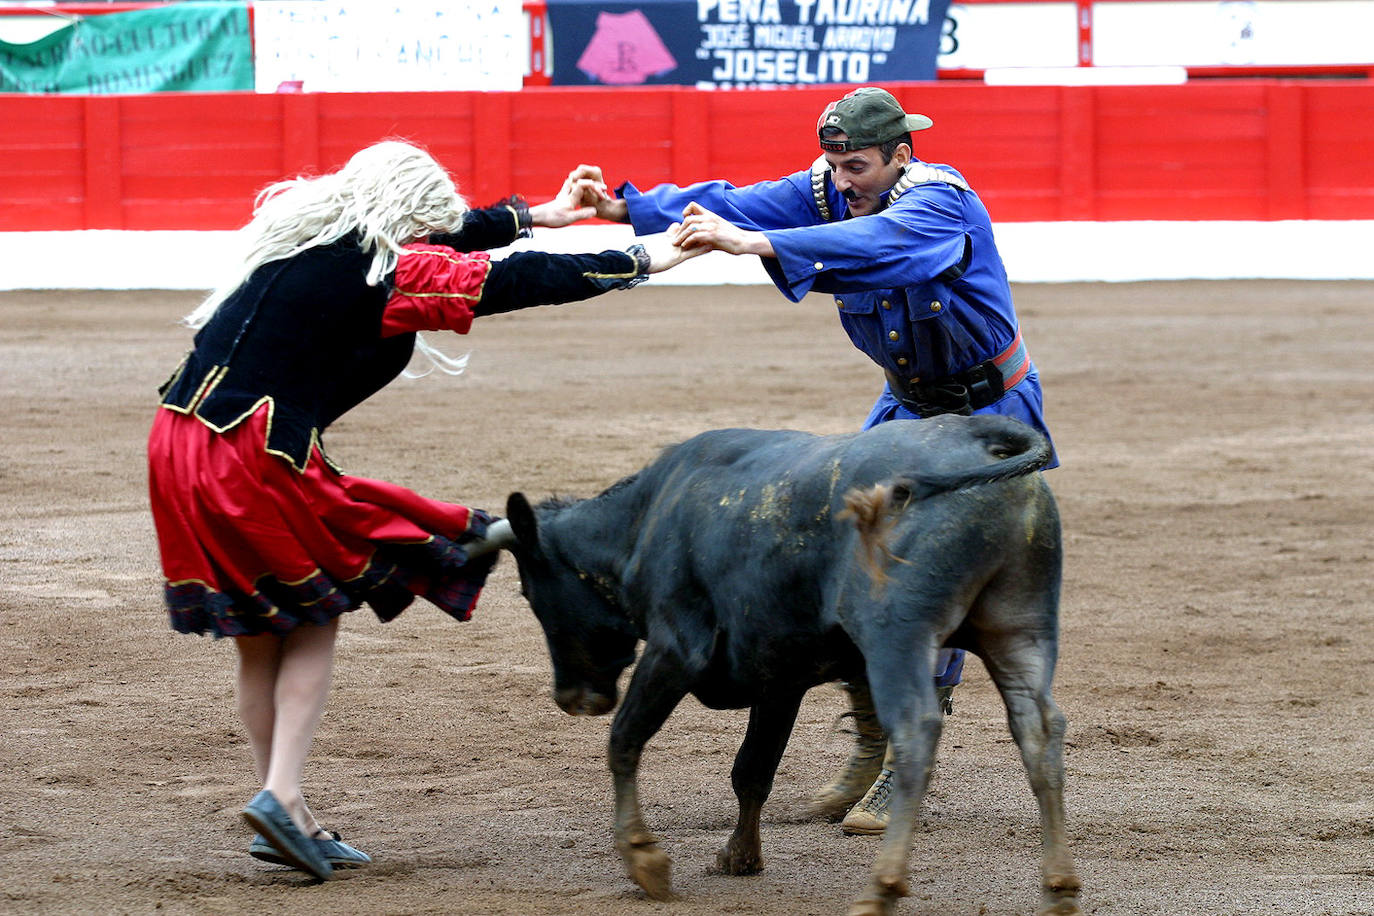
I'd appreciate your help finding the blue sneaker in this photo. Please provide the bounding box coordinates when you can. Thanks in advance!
[242,790,332,881]
[250,830,372,869]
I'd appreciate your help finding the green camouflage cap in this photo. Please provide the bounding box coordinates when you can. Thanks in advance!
[816,87,933,152]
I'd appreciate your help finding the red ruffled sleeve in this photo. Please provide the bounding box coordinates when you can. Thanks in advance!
[382,244,493,337]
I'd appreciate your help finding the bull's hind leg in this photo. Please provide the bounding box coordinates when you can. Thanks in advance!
[978,630,1081,916]
[607,646,690,901]
[845,647,946,916]
[716,692,804,875]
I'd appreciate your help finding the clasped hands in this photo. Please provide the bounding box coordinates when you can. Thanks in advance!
[537,165,772,274]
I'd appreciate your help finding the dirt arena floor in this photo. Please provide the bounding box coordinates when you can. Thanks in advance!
[2,280,1371,916]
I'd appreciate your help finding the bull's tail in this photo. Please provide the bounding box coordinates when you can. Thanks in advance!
[894,416,1053,500]
[841,418,1052,586]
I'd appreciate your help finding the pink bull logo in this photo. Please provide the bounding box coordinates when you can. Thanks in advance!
[576,10,677,84]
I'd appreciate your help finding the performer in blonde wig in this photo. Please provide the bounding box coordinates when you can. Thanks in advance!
[148,140,696,881]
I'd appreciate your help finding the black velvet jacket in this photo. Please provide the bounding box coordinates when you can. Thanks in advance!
[159,206,644,470]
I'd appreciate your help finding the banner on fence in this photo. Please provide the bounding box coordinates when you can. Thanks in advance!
[547,0,952,87]
[0,1,252,95]
[253,0,524,92]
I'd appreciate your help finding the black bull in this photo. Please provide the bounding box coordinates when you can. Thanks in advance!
[502,415,1081,916]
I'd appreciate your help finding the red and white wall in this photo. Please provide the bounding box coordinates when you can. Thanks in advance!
[3,80,1372,286]
[2,2,1371,286]
[4,81,1371,230]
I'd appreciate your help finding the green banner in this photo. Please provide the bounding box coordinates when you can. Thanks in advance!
[0,2,252,95]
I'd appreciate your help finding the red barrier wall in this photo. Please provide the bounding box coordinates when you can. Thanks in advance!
[2,82,1372,231]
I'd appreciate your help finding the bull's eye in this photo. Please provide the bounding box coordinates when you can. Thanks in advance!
[989,446,1011,460]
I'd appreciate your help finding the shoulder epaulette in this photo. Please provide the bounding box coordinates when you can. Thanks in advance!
[889,164,970,203]
[811,158,969,220]
[810,155,834,222]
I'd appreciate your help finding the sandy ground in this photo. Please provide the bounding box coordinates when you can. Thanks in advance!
[1,281,1371,916]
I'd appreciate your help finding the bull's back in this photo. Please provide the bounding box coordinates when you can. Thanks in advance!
[643,417,1042,525]
[632,416,1048,602]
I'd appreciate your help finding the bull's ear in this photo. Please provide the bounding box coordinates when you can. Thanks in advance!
[505,492,543,561]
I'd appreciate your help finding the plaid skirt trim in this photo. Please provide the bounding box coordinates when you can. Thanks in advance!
[165,518,498,638]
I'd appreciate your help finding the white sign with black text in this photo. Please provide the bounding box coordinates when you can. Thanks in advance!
[253,0,524,93]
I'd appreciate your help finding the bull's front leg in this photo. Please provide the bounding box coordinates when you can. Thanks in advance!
[607,645,690,901]
[716,693,804,876]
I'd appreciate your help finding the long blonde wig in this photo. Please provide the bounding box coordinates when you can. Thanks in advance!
[185,140,470,330]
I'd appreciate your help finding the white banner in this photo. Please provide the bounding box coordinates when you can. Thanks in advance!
[253,1,524,92]
[1094,0,1374,67]
[939,2,1079,69]
[939,0,1374,71]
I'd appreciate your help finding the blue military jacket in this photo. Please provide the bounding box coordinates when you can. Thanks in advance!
[622,161,1054,463]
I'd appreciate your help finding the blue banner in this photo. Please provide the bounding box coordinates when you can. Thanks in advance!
[547,0,951,87]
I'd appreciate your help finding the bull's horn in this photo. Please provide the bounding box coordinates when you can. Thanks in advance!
[465,518,517,558]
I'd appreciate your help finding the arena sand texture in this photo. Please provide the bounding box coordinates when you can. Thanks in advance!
[1,281,1371,916]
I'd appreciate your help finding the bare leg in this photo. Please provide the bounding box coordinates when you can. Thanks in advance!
[235,632,282,782]
[236,618,338,836]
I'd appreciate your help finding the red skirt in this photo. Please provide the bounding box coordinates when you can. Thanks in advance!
[148,404,497,638]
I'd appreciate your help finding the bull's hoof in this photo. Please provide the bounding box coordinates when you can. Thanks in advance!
[715,841,763,876]
[845,897,893,916]
[845,869,909,916]
[1040,870,1082,914]
[1037,902,1081,916]
[616,838,673,901]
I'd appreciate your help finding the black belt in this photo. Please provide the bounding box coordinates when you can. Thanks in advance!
[884,331,1028,418]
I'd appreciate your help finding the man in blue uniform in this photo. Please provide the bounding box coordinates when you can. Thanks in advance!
[570,86,1055,835]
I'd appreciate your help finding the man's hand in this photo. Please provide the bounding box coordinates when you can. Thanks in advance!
[564,164,630,223]
[669,202,774,257]
[640,228,707,274]
[528,174,604,229]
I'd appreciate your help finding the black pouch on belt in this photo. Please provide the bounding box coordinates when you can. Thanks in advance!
[885,358,1006,418]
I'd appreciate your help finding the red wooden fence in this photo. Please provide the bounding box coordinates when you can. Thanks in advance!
[2,81,1372,231]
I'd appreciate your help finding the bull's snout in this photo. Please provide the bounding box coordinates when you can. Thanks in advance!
[554,684,617,717]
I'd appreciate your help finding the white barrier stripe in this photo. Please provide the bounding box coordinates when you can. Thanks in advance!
[1,222,1371,290]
